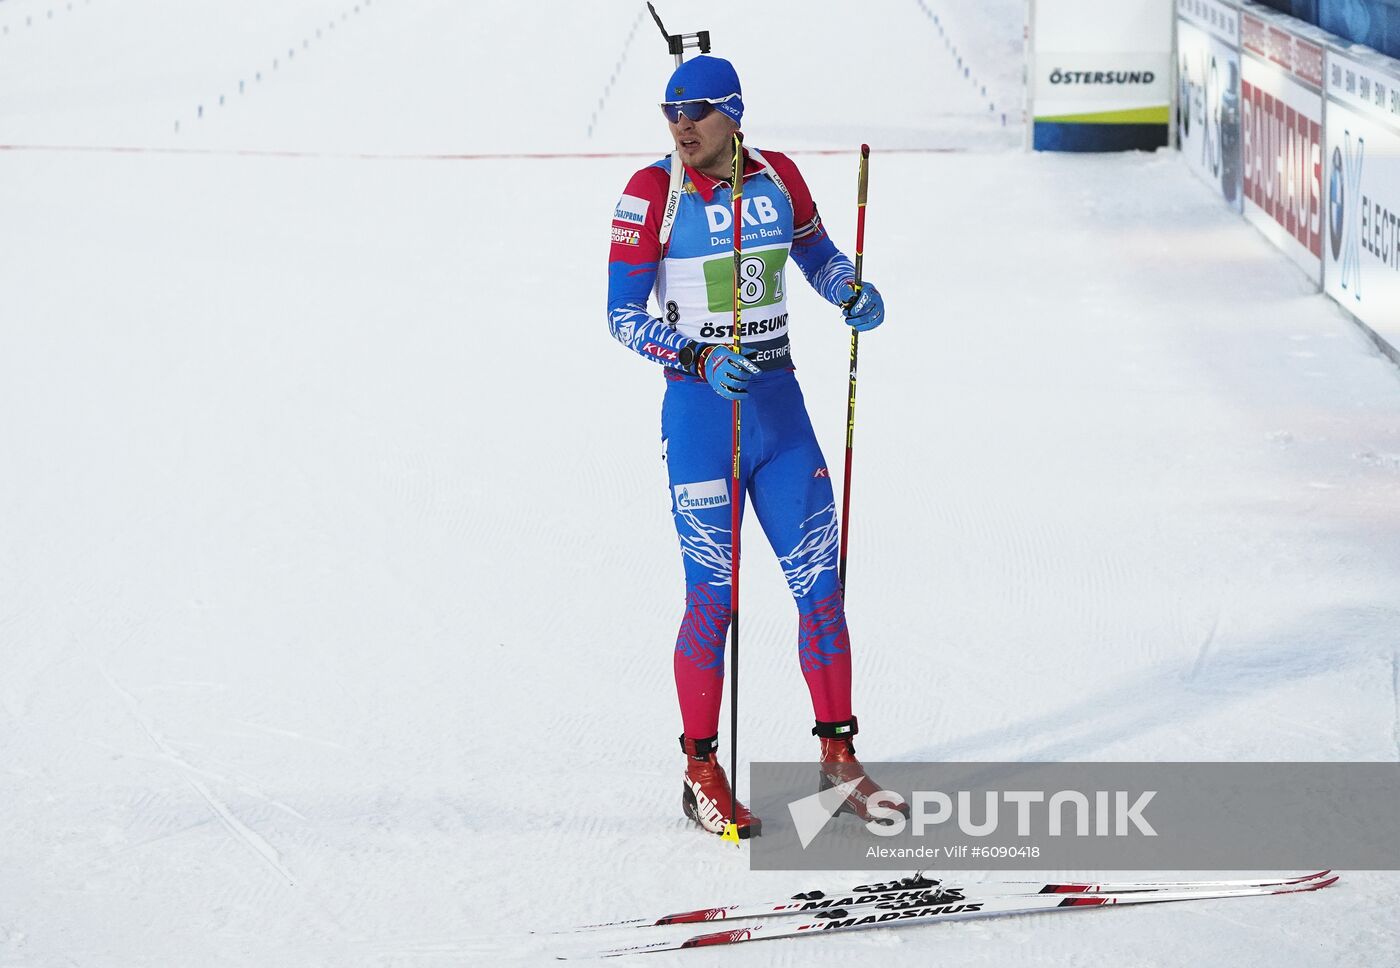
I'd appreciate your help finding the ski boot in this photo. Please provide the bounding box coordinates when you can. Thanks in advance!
[815,717,911,824]
[680,734,761,839]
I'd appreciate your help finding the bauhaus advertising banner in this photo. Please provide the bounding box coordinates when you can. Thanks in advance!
[1029,0,1174,151]
[1178,0,1245,210]
[1324,45,1400,346]
[1240,4,1330,283]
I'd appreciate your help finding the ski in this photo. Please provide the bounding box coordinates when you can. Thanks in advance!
[587,875,1339,957]
[563,869,1332,932]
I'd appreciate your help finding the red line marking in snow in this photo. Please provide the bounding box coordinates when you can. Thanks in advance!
[0,144,967,161]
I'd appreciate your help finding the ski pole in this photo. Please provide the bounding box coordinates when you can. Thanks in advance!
[723,132,744,846]
[838,144,870,597]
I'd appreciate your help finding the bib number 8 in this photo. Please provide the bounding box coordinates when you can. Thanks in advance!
[738,256,766,304]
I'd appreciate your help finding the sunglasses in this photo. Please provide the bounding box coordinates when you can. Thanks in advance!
[659,94,737,124]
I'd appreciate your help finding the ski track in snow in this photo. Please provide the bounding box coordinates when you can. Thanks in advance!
[1187,608,1221,682]
[1,1,1399,966]
[99,667,298,885]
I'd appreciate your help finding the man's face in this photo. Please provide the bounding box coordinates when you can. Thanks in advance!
[667,106,739,175]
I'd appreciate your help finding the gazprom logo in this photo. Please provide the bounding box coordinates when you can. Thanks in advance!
[614,193,649,226]
[674,479,730,511]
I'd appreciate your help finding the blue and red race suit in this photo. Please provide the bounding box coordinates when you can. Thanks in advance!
[606,148,859,740]
[607,148,856,372]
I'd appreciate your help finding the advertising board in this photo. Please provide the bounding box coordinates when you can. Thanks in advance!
[1240,5,1329,281]
[1178,0,1246,208]
[1324,45,1400,347]
[1030,0,1174,151]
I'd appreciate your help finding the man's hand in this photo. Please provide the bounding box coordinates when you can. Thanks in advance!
[842,281,885,332]
[696,344,761,399]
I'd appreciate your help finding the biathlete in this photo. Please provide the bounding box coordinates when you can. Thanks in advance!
[606,55,897,838]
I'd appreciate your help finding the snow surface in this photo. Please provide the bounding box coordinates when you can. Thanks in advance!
[2,1,1399,965]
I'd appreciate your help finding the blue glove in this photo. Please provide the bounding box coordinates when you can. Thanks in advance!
[697,345,761,399]
[842,281,885,332]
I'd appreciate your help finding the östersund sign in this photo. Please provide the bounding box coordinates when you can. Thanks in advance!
[1325,46,1400,350]
[1028,0,1173,151]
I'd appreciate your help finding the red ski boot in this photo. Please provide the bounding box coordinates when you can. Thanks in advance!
[815,718,911,825]
[680,735,761,839]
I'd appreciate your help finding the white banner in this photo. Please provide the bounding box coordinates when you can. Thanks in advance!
[1324,47,1400,347]
[1029,0,1173,151]
[1177,0,1244,209]
[1239,5,1328,283]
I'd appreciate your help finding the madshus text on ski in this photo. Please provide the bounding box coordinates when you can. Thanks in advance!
[556,870,1337,957]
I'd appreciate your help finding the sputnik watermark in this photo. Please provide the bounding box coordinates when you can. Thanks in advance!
[752,761,1400,870]
[789,782,1157,849]
[788,776,866,849]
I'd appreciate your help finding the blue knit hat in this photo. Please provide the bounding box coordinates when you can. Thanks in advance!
[662,55,743,125]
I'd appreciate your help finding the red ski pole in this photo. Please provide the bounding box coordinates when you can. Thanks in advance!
[838,144,870,596]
